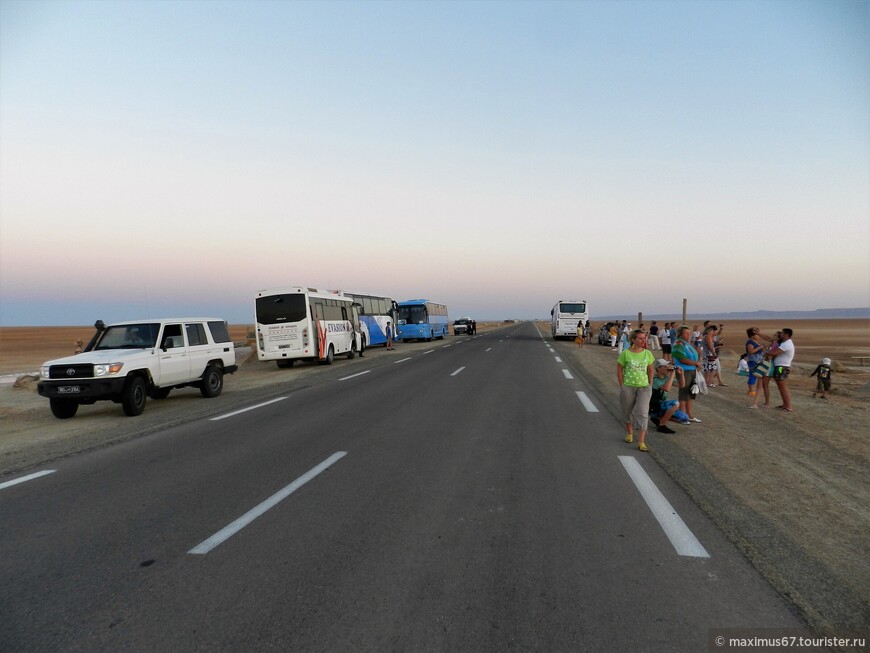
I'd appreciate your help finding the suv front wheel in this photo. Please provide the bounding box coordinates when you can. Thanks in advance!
[122,376,147,416]
[50,398,79,419]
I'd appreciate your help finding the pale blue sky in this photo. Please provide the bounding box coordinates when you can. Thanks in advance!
[1,0,868,325]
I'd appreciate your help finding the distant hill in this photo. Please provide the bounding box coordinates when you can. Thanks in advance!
[593,308,870,321]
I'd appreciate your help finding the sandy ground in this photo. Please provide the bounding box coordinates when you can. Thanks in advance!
[1,319,868,634]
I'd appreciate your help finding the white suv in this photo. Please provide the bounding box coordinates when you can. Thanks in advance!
[38,318,238,418]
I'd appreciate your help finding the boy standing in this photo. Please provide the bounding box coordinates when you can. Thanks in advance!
[810,357,833,399]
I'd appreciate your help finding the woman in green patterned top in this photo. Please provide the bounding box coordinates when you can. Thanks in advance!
[617,329,656,452]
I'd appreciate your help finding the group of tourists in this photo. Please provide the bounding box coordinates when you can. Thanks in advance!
[613,321,801,453]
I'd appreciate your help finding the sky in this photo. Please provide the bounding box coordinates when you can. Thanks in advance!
[1,0,868,325]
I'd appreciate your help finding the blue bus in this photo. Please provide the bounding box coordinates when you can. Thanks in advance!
[343,292,400,348]
[397,299,449,341]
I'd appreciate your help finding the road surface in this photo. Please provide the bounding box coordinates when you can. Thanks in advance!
[1,322,801,651]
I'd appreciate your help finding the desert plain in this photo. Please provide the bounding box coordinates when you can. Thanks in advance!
[1,318,868,638]
[1,319,868,375]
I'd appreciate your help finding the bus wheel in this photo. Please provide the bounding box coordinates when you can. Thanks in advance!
[320,345,334,365]
[347,341,357,359]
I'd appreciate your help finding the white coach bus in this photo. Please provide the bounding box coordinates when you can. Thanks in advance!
[255,287,362,367]
[550,300,588,339]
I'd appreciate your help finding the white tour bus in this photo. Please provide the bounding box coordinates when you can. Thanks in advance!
[550,300,588,339]
[255,287,362,367]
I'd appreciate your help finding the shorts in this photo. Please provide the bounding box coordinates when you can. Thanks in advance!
[816,378,831,391]
[773,366,790,381]
[659,399,678,413]
[662,344,672,354]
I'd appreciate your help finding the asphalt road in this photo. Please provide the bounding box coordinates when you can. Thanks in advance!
[1,322,803,652]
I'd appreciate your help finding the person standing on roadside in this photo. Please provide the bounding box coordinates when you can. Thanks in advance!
[810,357,833,399]
[702,325,719,387]
[672,325,703,423]
[648,321,660,351]
[618,326,630,355]
[385,321,394,350]
[751,331,781,409]
[576,321,584,349]
[617,330,656,452]
[744,327,771,397]
[660,322,672,360]
[768,328,795,411]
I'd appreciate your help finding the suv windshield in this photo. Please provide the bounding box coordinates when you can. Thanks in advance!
[95,323,160,349]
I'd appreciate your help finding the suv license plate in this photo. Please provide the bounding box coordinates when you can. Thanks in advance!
[58,386,81,394]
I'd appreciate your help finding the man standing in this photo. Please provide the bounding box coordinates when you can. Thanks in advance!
[648,321,660,351]
[768,328,795,411]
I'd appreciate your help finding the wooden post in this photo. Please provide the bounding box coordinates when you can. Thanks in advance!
[682,299,687,325]
[637,312,643,328]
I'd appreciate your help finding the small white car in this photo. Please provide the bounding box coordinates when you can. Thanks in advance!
[38,318,238,418]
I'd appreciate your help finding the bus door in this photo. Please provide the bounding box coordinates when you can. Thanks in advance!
[310,302,321,358]
[347,304,362,351]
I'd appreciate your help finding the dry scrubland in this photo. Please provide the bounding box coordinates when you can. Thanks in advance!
[1,319,868,636]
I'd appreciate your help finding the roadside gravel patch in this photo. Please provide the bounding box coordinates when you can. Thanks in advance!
[550,326,870,634]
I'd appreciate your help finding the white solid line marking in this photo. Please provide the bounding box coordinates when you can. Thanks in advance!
[189,452,347,555]
[555,356,562,363]
[339,370,371,381]
[423,350,435,355]
[618,456,710,558]
[451,367,466,377]
[0,469,56,491]
[394,357,413,364]
[575,391,599,412]
[562,369,574,379]
[210,397,287,421]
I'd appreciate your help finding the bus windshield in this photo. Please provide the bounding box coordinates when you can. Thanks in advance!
[559,303,586,313]
[398,305,427,324]
[256,294,307,325]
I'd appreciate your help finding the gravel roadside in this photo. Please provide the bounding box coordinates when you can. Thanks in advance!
[548,325,870,636]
